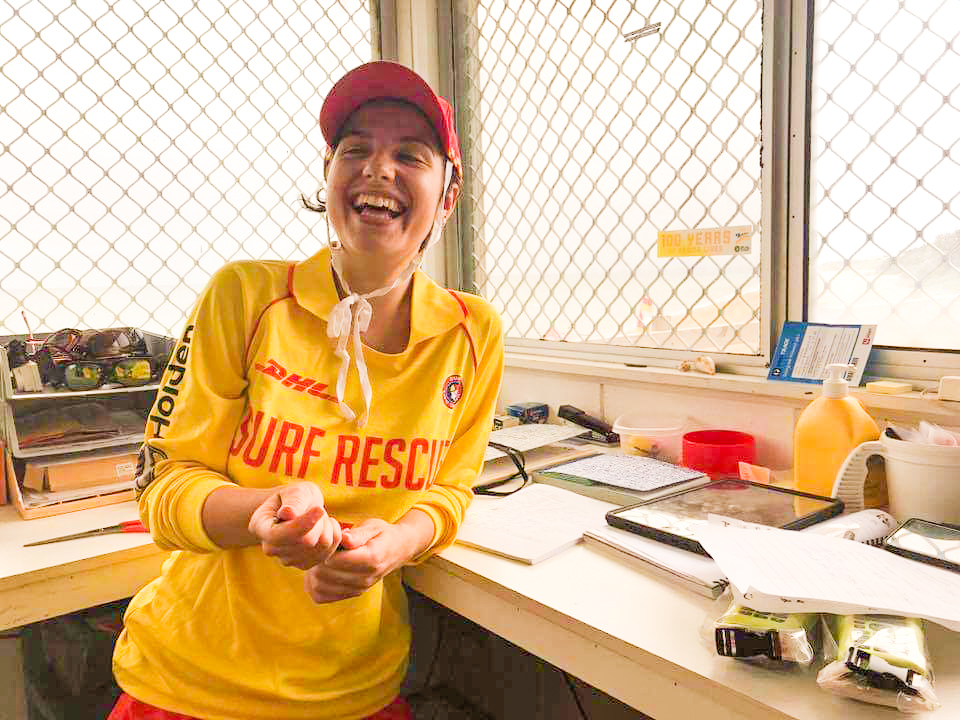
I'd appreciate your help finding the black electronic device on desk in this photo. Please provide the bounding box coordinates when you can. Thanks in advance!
[881,518,960,573]
[605,479,844,557]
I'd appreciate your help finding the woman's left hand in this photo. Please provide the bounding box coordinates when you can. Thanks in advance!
[303,516,428,604]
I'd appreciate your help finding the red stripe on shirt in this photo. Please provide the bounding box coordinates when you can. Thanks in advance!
[447,288,469,318]
[447,290,478,372]
[243,264,295,364]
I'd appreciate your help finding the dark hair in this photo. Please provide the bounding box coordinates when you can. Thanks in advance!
[300,190,326,214]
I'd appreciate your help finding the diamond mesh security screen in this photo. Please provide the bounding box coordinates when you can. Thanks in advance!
[454,0,763,355]
[0,0,373,337]
[810,0,960,350]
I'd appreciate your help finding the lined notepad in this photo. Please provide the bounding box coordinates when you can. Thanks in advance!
[456,484,615,564]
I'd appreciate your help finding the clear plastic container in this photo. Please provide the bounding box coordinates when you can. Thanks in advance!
[612,414,686,464]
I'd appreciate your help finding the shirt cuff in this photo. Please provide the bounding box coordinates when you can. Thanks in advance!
[175,477,236,552]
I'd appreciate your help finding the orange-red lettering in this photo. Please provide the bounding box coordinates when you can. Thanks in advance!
[297,426,326,478]
[229,407,253,455]
[255,358,287,380]
[331,435,360,485]
[282,373,315,392]
[307,381,336,400]
[425,440,439,488]
[269,421,304,475]
[358,436,382,487]
[426,440,451,489]
[243,412,277,468]
[404,438,429,490]
[381,438,405,488]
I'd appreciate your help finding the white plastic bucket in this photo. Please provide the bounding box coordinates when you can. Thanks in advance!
[834,431,960,522]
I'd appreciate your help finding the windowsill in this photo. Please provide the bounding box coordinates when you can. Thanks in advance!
[505,351,959,416]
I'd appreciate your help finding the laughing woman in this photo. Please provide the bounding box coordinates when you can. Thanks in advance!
[110,62,505,720]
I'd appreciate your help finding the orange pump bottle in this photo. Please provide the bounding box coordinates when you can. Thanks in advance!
[793,363,880,498]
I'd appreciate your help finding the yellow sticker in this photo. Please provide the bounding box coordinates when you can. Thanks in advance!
[657,226,753,257]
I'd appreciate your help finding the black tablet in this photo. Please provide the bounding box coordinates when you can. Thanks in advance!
[881,518,960,573]
[605,479,844,556]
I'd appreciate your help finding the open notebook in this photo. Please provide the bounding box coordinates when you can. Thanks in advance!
[456,484,616,564]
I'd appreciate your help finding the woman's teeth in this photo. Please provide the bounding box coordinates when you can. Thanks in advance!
[354,194,403,217]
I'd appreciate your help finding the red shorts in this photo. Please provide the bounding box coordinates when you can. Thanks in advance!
[107,692,413,720]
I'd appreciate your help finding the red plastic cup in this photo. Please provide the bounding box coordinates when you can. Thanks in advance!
[682,429,756,479]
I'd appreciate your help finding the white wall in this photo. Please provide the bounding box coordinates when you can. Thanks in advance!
[499,363,960,472]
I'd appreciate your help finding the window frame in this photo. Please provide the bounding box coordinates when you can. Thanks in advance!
[406,0,957,383]
[787,0,960,383]
[432,0,786,376]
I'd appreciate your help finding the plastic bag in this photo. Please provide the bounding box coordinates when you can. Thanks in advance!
[816,614,940,713]
[707,597,819,666]
[887,422,960,446]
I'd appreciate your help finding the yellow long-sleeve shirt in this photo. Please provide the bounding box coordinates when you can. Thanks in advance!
[113,248,504,720]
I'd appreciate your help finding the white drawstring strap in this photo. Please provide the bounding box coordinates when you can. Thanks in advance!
[326,265,392,426]
[325,161,454,427]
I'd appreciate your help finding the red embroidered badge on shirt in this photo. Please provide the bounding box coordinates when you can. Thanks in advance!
[442,374,463,408]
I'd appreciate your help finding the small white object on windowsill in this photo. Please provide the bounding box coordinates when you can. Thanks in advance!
[678,355,716,375]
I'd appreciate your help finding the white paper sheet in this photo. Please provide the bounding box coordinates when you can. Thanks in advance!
[456,484,615,564]
[695,524,960,630]
[483,424,586,461]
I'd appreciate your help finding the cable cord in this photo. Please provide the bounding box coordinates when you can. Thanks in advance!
[472,442,530,496]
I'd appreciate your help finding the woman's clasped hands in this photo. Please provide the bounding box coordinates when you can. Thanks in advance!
[247,481,417,604]
[248,481,342,570]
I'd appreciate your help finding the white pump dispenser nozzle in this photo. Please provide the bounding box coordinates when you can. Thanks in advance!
[822,363,854,398]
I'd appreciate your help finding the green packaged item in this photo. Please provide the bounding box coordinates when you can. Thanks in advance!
[714,603,818,665]
[817,615,940,713]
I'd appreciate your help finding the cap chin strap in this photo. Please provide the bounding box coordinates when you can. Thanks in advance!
[326,161,454,427]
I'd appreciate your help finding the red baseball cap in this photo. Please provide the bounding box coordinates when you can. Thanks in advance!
[319,61,463,181]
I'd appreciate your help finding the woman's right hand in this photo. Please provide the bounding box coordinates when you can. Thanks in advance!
[247,481,343,570]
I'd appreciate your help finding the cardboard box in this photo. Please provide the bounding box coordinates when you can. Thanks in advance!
[25,447,138,492]
[4,449,135,520]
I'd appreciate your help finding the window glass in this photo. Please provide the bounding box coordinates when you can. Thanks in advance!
[453,0,763,355]
[810,0,960,350]
[0,0,373,336]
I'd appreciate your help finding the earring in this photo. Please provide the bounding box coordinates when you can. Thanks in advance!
[326,215,341,250]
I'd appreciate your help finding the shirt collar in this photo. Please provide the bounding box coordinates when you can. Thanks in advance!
[291,247,467,344]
